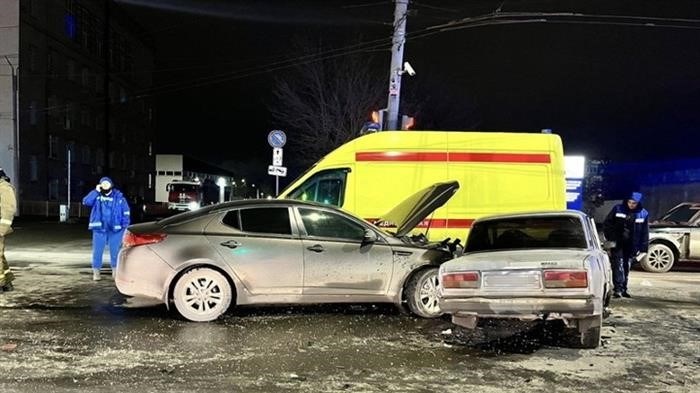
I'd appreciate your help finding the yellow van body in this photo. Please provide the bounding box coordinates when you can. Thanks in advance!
[278,131,566,242]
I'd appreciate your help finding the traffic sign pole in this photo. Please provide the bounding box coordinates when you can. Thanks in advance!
[267,130,287,197]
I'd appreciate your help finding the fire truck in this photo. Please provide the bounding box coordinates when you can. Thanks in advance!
[166,179,203,211]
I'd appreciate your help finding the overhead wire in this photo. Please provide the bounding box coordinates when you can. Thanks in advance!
[25,7,700,114]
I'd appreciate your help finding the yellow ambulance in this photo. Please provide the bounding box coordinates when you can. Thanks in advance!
[278,130,566,242]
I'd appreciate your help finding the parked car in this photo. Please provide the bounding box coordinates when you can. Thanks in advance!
[115,181,463,322]
[438,210,613,348]
[643,202,700,273]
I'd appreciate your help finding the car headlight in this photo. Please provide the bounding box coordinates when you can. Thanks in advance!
[188,202,200,211]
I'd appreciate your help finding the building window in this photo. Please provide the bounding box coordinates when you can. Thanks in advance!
[49,179,59,201]
[64,103,75,130]
[81,67,89,87]
[81,108,91,126]
[66,141,76,162]
[82,145,91,165]
[66,59,76,81]
[48,135,58,159]
[28,45,37,72]
[29,155,38,182]
[96,149,104,166]
[95,73,103,94]
[29,101,37,125]
[47,50,54,76]
[95,113,104,130]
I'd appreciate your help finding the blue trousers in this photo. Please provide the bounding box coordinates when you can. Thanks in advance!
[92,230,124,270]
[611,248,633,293]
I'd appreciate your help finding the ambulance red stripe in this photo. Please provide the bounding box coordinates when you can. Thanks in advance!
[355,151,551,163]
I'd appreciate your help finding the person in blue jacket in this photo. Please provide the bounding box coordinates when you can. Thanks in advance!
[603,191,649,298]
[82,177,130,281]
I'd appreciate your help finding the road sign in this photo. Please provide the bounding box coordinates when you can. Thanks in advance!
[268,165,287,177]
[268,130,287,148]
[272,147,283,166]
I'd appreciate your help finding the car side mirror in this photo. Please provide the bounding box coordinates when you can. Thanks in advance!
[363,229,378,244]
[602,240,616,250]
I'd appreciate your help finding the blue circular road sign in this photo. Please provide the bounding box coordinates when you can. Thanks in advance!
[268,130,287,148]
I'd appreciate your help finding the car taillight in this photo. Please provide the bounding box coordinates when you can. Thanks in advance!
[442,272,480,289]
[123,231,167,248]
[543,270,588,288]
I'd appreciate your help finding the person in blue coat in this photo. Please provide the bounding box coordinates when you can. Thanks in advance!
[603,191,650,298]
[82,177,130,281]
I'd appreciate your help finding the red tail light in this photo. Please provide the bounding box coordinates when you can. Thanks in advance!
[543,270,588,288]
[123,231,167,248]
[442,272,480,289]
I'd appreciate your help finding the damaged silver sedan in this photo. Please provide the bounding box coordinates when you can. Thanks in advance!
[115,181,462,322]
[438,211,613,348]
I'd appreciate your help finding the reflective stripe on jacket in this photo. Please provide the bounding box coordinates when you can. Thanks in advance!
[82,189,130,232]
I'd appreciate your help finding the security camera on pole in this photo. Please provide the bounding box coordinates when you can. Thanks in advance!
[267,129,287,196]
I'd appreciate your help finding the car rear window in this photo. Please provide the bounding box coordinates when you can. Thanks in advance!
[240,207,292,235]
[466,216,587,252]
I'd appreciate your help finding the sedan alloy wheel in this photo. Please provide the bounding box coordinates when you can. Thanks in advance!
[641,243,675,273]
[173,267,233,322]
[405,267,443,318]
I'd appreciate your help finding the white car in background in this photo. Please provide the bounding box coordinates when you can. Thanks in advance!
[644,202,700,273]
[438,210,613,348]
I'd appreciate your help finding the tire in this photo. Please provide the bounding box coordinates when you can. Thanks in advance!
[172,267,233,322]
[404,267,443,319]
[641,243,675,273]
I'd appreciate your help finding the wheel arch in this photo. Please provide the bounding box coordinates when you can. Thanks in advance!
[649,238,681,262]
[399,263,439,304]
[164,260,238,310]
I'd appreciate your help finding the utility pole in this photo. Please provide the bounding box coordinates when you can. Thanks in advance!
[103,0,110,175]
[385,0,409,131]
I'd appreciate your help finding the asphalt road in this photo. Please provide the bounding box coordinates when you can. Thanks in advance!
[0,218,698,393]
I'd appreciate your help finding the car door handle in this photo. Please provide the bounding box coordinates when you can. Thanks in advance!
[220,240,242,249]
[306,244,324,253]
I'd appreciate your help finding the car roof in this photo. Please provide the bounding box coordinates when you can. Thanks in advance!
[472,209,590,223]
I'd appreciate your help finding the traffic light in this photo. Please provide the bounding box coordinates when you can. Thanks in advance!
[401,115,415,130]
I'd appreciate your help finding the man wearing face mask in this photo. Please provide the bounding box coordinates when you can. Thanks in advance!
[82,177,131,281]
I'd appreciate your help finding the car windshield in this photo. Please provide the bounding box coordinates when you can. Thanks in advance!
[465,216,588,252]
[661,204,699,224]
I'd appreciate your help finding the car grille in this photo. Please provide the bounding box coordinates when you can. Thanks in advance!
[482,271,542,291]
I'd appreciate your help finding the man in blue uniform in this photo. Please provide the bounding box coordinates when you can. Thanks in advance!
[82,177,130,281]
[603,192,649,298]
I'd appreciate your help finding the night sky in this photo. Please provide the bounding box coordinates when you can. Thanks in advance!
[116,0,700,185]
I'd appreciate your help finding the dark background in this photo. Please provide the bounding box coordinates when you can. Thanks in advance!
[116,0,700,186]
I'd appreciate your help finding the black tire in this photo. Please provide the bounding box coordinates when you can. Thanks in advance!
[404,267,443,319]
[641,243,675,273]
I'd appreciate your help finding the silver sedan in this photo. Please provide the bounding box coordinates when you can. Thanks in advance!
[115,182,461,322]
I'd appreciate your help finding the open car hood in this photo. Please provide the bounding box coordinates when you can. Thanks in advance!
[377,181,459,237]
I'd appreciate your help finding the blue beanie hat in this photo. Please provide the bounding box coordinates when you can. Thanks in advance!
[629,192,642,203]
[99,177,113,187]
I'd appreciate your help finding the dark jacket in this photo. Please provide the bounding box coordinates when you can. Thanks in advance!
[603,202,649,253]
[83,188,131,232]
